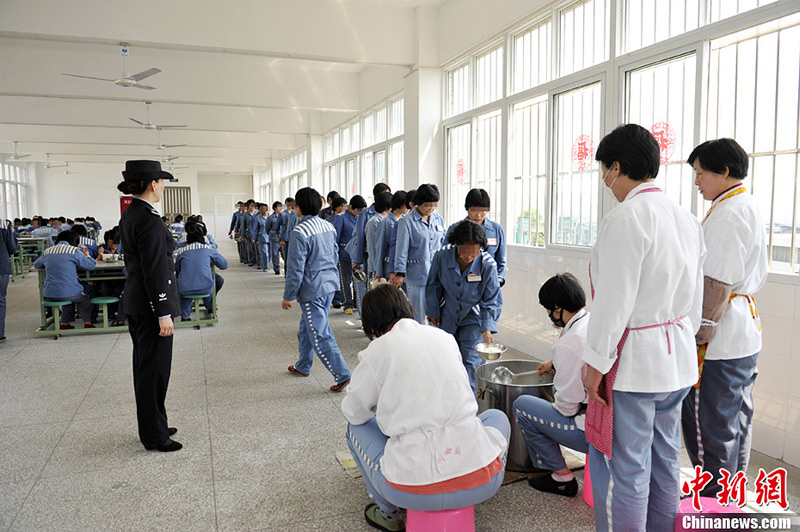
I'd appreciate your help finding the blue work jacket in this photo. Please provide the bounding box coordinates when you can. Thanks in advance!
[229,211,240,232]
[425,244,501,334]
[266,212,281,237]
[78,236,99,259]
[394,208,446,285]
[446,217,507,284]
[285,211,298,245]
[365,213,386,275]
[332,211,358,262]
[175,242,228,295]
[278,210,294,242]
[0,222,18,276]
[33,243,97,299]
[283,216,340,303]
[350,204,376,264]
[251,213,269,242]
[374,213,399,279]
[169,222,185,233]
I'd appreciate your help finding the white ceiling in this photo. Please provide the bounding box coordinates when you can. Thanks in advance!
[0,0,432,174]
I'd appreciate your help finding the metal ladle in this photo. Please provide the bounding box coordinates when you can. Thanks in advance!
[489,365,541,385]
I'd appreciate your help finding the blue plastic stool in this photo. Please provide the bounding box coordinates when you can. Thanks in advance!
[41,300,72,339]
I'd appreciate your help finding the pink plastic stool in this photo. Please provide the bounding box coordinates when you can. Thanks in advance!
[406,506,475,532]
[674,496,748,531]
[582,454,594,508]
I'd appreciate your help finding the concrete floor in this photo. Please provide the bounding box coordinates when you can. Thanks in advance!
[0,240,796,531]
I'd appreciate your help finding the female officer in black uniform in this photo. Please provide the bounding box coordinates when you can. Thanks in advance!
[118,160,182,452]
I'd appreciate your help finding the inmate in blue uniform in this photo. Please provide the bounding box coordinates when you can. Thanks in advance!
[446,217,507,285]
[365,213,385,278]
[284,216,351,385]
[265,211,282,274]
[34,242,97,326]
[332,210,358,311]
[374,213,399,280]
[425,244,501,391]
[251,212,269,271]
[243,210,257,266]
[350,204,375,317]
[394,208,446,323]
[175,242,228,319]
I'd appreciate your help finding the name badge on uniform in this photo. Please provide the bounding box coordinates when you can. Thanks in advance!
[487,237,497,246]
[436,225,443,232]
[467,273,482,283]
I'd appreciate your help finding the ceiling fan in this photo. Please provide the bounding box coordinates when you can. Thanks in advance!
[130,102,186,129]
[44,153,67,169]
[6,141,30,161]
[155,129,186,151]
[63,45,161,90]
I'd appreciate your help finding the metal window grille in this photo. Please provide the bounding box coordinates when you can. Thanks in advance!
[709,0,778,23]
[162,186,191,221]
[445,123,472,224]
[511,95,548,247]
[621,0,701,53]
[475,46,504,107]
[447,63,470,118]
[626,54,697,210]
[707,13,800,272]
[389,98,404,138]
[512,19,552,94]
[552,83,601,247]
[388,141,404,192]
[375,150,387,185]
[375,106,388,144]
[474,109,503,224]
[559,0,610,77]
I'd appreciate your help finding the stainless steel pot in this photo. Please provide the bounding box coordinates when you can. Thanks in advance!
[476,359,555,472]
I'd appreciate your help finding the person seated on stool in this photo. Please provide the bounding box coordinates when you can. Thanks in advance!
[342,283,510,532]
[175,225,228,321]
[33,230,97,329]
[513,273,590,497]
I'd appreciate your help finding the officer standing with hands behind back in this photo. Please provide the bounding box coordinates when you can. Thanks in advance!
[118,160,182,453]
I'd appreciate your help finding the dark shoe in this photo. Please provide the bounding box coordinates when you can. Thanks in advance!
[59,323,74,330]
[330,380,350,393]
[528,474,578,497]
[84,323,96,329]
[110,320,125,327]
[143,438,183,452]
[288,365,309,377]
[169,427,177,436]
[181,317,192,322]
[364,503,405,532]
[332,303,342,309]
[0,336,6,343]
[274,270,280,275]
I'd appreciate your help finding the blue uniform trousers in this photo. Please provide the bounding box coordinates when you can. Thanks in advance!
[295,292,351,384]
[590,387,689,532]
[681,353,758,497]
[237,238,246,263]
[257,241,269,271]
[245,239,257,266]
[269,236,281,273]
[0,275,8,337]
[406,283,427,325]
[346,410,510,515]
[337,260,355,310]
[452,323,483,392]
[354,266,367,317]
[48,293,92,325]
[513,395,588,471]
[179,276,223,318]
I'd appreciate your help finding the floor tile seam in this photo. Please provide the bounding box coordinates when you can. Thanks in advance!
[198,321,221,532]
[0,342,33,369]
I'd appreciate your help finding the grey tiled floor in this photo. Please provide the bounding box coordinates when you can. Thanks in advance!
[0,241,796,531]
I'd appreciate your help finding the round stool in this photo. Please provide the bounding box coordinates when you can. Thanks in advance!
[406,506,475,532]
[41,300,72,339]
[182,294,210,329]
[90,296,120,329]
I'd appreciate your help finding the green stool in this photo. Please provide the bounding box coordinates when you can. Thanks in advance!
[90,296,120,329]
[182,294,210,329]
[41,300,72,339]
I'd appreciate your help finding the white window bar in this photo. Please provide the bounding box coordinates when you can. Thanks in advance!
[512,18,552,95]
[621,0,701,54]
[476,45,504,107]
[510,95,548,247]
[559,0,610,78]
[375,105,388,144]
[375,150,387,186]
[474,109,503,224]
[709,0,779,24]
[552,82,601,247]
[388,141,404,193]
[361,152,374,200]
[706,13,800,272]
[445,123,472,224]
[389,98,405,139]
[447,63,471,118]
[626,54,697,210]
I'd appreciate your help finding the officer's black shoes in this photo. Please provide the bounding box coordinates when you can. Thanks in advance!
[528,474,578,497]
[144,438,182,452]
[168,427,177,436]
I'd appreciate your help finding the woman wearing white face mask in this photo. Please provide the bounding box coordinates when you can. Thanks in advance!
[582,125,706,531]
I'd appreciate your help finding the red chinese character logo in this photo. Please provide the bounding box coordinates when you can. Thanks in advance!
[681,465,713,511]
[650,122,676,164]
[456,159,466,185]
[754,467,788,509]
[717,469,748,508]
[571,135,595,171]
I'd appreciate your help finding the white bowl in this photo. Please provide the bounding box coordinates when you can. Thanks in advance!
[475,342,508,361]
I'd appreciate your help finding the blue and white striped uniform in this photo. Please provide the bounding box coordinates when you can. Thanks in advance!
[374,213,399,279]
[365,213,385,277]
[446,217,507,285]
[78,236,99,259]
[394,207,446,323]
[175,242,228,318]
[425,244,501,391]
[284,215,350,384]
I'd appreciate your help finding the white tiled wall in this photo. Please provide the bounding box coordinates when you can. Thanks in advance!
[498,245,800,467]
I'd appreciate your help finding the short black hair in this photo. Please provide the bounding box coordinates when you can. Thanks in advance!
[687,138,749,179]
[72,224,88,237]
[373,183,391,197]
[415,183,440,204]
[103,230,120,244]
[538,273,586,313]
[326,191,340,201]
[332,197,347,209]
[349,195,367,210]
[404,189,416,209]
[272,201,282,210]
[447,220,487,249]
[58,216,66,223]
[285,197,294,204]
[56,231,78,246]
[465,188,490,210]
[390,190,407,211]
[361,284,416,340]
[595,124,660,181]
[173,214,183,223]
[374,191,392,213]
[186,224,206,245]
[295,187,323,216]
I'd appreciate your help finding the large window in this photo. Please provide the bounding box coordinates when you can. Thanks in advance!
[626,54,697,210]
[445,123,472,224]
[706,13,800,272]
[475,45,504,107]
[552,83,601,247]
[473,110,503,223]
[512,19,552,95]
[0,163,28,221]
[446,63,471,118]
[621,0,701,53]
[510,95,548,247]
[559,0,610,77]
[388,141,404,192]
